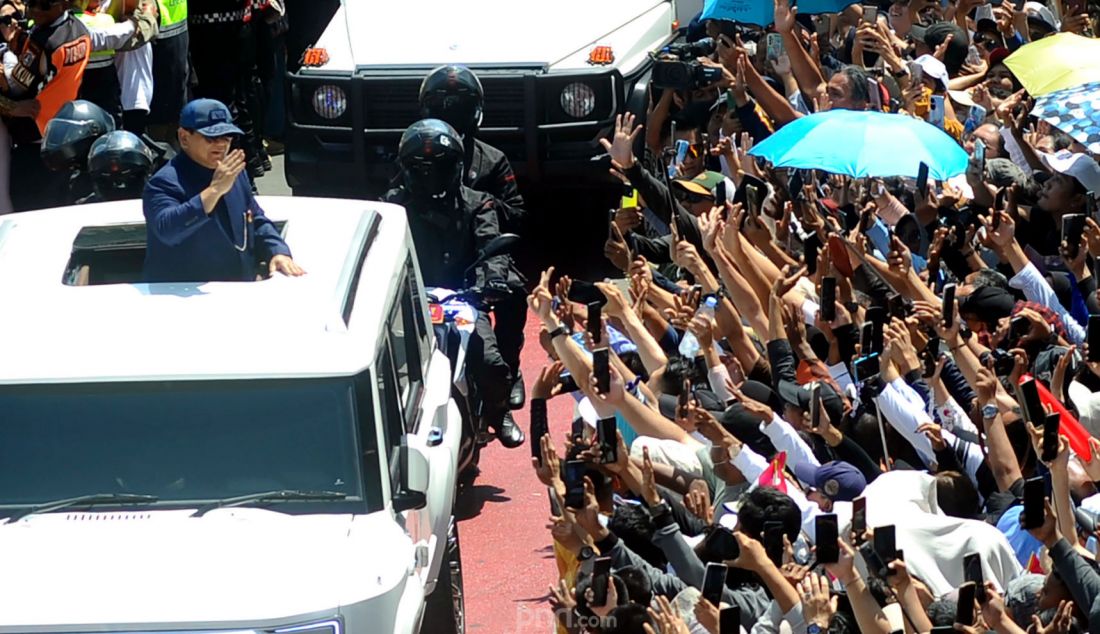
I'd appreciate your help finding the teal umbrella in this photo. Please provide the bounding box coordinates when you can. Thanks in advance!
[748,110,969,180]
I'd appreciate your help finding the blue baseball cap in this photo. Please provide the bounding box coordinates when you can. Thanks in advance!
[179,99,243,137]
[793,460,866,502]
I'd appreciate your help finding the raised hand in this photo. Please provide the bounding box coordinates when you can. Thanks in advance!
[599,112,642,171]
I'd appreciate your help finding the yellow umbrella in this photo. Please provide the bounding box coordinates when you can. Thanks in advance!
[1004,33,1100,95]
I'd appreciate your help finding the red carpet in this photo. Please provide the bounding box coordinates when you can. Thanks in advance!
[457,311,574,633]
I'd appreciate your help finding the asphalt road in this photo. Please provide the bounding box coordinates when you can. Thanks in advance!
[256,156,564,632]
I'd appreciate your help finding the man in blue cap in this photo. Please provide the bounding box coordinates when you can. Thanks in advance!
[793,460,867,512]
[142,98,304,283]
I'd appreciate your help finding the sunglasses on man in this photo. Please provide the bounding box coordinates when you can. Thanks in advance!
[673,187,714,204]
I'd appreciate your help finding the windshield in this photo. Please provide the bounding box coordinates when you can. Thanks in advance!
[0,378,372,511]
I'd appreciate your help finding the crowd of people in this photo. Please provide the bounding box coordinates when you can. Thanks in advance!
[0,0,289,213]
[512,0,1100,632]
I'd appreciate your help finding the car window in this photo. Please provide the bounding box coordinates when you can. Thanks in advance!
[387,261,429,431]
[376,341,406,492]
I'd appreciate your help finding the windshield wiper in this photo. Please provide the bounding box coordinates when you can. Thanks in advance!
[191,490,347,517]
[4,493,159,524]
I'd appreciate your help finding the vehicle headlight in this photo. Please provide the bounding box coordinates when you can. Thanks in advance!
[312,85,348,120]
[560,82,596,119]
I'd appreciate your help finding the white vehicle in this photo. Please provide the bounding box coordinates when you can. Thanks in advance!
[0,198,467,633]
[285,0,702,196]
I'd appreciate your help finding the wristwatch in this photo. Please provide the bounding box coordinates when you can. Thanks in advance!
[578,546,596,562]
[982,403,1000,419]
[548,324,569,340]
[807,625,825,634]
[649,500,671,517]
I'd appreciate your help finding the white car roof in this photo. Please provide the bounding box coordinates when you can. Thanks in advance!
[0,197,410,385]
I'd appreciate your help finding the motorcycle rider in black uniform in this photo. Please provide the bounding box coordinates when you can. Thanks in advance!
[419,64,528,412]
[384,118,525,449]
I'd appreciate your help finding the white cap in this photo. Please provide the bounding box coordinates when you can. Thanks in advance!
[914,54,949,89]
[1025,1,1059,30]
[948,89,976,107]
[1040,150,1100,194]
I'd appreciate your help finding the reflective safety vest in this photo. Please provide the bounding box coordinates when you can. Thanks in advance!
[156,0,187,37]
[77,11,115,69]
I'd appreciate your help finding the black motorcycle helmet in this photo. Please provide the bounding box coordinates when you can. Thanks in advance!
[418,65,484,138]
[40,100,115,172]
[398,118,465,200]
[87,131,155,201]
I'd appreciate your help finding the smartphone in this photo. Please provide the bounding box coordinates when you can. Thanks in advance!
[1063,213,1086,258]
[956,581,977,626]
[929,95,946,129]
[859,541,889,578]
[564,460,587,509]
[567,279,603,305]
[788,169,805,199]
[852,497,868,542]
[1010,315,1030,343]
[593,348,611,395]
[548,486,563,516]
[805,234,822,276]
[942,283,957,329]
[1090,315,1100,362]
[866,304,887,326]
[1013,0,1026,12]
[558,372,580,394]
[1022,476,1046,529]
[874,524,897,574]
[591,556,612,607]
[871,319,885,355]
[867,77,882,111]
[677,378,691,419]
[907,60,924,87]
[1018,378,1044,426]
[621,184,639,209]
[587,301,603,344]
[1068,0,1086,14]
[715,179,727,206]
[745,184,760,218]
[531,408,549,465]
[974,138,986,175]
[862,4,878,22]
[965,104,988,135]
[923,336,941,376]
[766,32,784,60]
[1042,412,1061,463]
[700,526,741,562]
[763,521,785,567]
[964,552,987,604]
[820,277,837,322]
[809,382,822,429]
[702,562,728,607]
[917,162,930,198]
[719,606,742,634]
[571,417,586,446]
[598,417,618,465]
[815,514,840,564]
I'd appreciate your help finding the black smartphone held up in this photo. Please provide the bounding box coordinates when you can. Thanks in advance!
[677,379,691,419]
[1090,315,1100,362]
[964,552,987,604]
[873,524,897,574]
[702,562,728,607]
[942,283,957,329]
[700,526,741,562]
[763,521,785,567]
[810,382,822,429]
[593,348,611,395]
[719,606,742,634]
[853,353,881,384]
[567,279,604,306]
[956,581,977,627]
[715,179,727,206]
[597,417,618,465]
[815,514,840,564]
[548,486,563,517]
[591,556,613,607]
[1010,315,1030,344]
[805,234,822,276]
[530,409,549,465]
[1023,476,1046,529]
[1018,378,1044,426]
[852,497,867,542]
[788,169,805,199]
[745,184,760,218]
[564,460,587,509]
[1063,213,1086,259]
[558,373,580,394]
[821,277,837,323]
[1042,412,1061,463]
[587,301,603,344]
[859,541,889,578]
[917,162,930,199]
[860,322,873,353]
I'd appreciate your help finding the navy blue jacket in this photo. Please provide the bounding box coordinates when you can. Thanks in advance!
[142,153,291,283]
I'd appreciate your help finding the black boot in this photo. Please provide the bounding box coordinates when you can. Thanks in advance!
[494,412,525,449]
[509,371,526,410]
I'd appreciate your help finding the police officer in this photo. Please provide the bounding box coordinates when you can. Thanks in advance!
[147,0,188,143]
[384,118,525,449]
[419,64,528,411]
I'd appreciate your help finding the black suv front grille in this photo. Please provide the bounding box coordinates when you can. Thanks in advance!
[362,77,527,130]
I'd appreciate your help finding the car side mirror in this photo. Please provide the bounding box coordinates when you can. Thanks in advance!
[392,442,429,513]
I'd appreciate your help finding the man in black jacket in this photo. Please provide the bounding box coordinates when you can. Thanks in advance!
[419,64,528,411]
[384,118,525,449]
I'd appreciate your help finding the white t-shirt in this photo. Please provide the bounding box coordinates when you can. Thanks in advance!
[115,44,153,112]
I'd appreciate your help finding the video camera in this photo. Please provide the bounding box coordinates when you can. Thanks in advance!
[651,37,724,90]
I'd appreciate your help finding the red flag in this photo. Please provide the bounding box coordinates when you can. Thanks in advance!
[1027,552,1044,574]
[1021,374,1093,461]
[759,451,788,493]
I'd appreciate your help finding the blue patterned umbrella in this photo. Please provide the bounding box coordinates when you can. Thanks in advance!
[702,0,856,27]
[1031,81,1100,154]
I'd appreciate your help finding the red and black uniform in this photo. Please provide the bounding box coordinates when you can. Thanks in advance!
[5,13,91,142]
